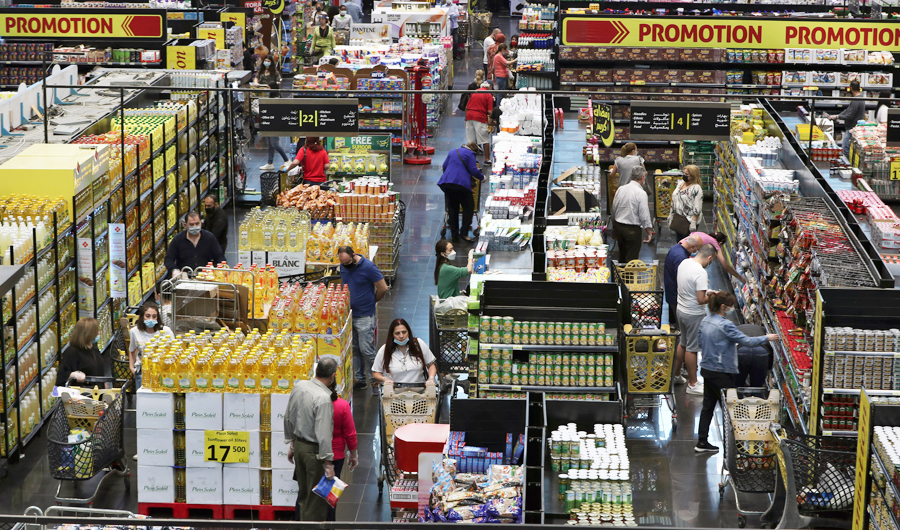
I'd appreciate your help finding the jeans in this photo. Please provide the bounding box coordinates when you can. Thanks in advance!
[697,368,738,443]
[352,314,377,383]
[738,354,769,387]
[440,183,475,239]
[450,27,459,58]
[267,137,289,165]
[613,221,643,264]
[842,130,851,160]
[495,76,508,103]
[325,459,345,521]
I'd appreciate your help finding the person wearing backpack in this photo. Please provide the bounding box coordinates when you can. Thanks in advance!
[457,70,484,117]
[438,143,485,242]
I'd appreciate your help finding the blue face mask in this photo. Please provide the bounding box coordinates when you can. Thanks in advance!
[93,336,100,344]
[394,337,409,346]
[145,319,158,328]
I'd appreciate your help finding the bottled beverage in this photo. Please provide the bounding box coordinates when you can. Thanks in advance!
[210,355,226,391]
[242,354,258,392]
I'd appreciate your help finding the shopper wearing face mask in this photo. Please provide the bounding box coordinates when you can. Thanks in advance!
[57,318,110,386]
[668,164,704,241]
[202,195,228,253]
[372,319,437,388]
[675,244,718,396]
[694,292,778,454]
[434,240,475,299]
[254,53,290,171]
[332,5,352,44]
[164,211,226,278]
[128,302,176,391]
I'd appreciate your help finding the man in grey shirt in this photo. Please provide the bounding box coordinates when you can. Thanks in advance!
[286,357,338,521]
[827,80,866,160]
[610,166,654,263]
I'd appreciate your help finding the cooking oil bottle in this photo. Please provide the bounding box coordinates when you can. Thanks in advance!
[260,469,272,505]
[276,355,292,392]
[260,393,271,430]
[260,431,271,468]
[259,355,274,393]
[175,468,186,503]
[242,353,258,392]
[176,354,194,392]
[174,430,186,467]
[159,354,176,390]
[210,354,226,391]
[226,355,243,392]
[174,393,186,430]
[194,353,210,392]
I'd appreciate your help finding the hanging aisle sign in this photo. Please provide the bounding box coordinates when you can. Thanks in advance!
[0,9,166,41]
[885,109,900,147]
[592,103,614,147]
[629,101,731,141]
[562,17,900,51]
[258,98,359,137]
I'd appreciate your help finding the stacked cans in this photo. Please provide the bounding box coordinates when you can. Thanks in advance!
[822,327,900,391]
[476,349,615,388]
[478,316,613,348]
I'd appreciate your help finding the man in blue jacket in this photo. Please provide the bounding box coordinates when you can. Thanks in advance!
[438,143,485,242]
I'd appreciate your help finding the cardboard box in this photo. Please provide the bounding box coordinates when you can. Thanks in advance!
[271,393,291,432]
[185,430,223,468]
[137,465,175,504]
[186,392,223,430]
[223,393,261,430]
[136,388,174,430]
[272,440,294,469]
[272,469,300,507]
[223,467,261,505]
[223,430,261,468]
[186,467,224,504]
[136,428,174,467]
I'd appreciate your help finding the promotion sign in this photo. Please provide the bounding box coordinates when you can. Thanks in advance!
[0,10,165,41]
[109,223,126,298]
[244,251,307,277]
[325,135,391,152]
[592,103,614,147]
[204,430,250,463]
[166,45,196,70]
[630,101,731,141]
[259,98,359,137]
[198,28,225,50]
[562,17,900,51]
[349,23,391,42]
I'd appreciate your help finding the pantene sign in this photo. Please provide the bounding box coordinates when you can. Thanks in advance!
[562,17,900,51]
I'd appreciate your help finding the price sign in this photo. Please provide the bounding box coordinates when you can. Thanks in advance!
[886,109,900,147]
[592,103,614,148]
[891,158,900,181]
[259,98,359,137]
[630,101,731,141]
[204,430,250,463]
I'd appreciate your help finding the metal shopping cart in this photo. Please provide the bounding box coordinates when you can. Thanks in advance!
[620,324,678,428]
[429,296,470,387]
[377,381,437,493]
[718,388,781,529]
[613,260,663,329]
[440,178,481,240]
[47,377,130,505]
[760,424,857,529]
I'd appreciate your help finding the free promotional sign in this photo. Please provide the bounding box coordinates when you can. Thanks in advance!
[0,10,165,41]
[630,101,731,141]
[259,98,359,137]
[562,17,900,51]
[592,103,614,147]
[204,430,250,463]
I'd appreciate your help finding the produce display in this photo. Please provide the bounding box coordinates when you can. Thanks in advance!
[276,183,339,220]
[552,423,636,526]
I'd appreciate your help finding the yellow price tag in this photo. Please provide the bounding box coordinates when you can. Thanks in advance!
[511,386,522,391]
[890,158,900,181]
[204,430,250,463]
[513,345,523,350]
[631,80,645,85]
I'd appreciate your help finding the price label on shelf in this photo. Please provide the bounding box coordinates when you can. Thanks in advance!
[890,158,900,181]
[204,430,250,463]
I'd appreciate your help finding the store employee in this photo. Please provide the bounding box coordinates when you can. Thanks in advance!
[164,211,226,277]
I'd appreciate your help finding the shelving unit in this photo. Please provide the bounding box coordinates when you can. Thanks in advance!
[850,390,900,530]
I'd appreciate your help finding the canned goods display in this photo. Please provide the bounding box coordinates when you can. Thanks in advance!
[476,348,616,390]
[480,318,615,346]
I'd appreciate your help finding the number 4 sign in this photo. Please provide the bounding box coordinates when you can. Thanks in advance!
[204,430,250,463]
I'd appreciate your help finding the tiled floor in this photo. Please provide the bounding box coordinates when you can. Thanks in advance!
[0,17,774,527]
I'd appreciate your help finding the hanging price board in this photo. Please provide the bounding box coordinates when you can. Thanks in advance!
[886,109,900,147]
[630,101,731,141]
[258,98,359,137]
[204,430,250,463]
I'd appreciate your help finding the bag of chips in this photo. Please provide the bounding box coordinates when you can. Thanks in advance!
[312,474,347,508]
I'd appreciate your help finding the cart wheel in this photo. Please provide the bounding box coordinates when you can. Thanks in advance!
[718,483,725,500]
[737,515,746,528]
[124,474,131,493]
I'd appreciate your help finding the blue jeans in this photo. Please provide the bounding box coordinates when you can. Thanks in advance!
[495,77,508,103]
[842,130,850,160]
[267,136,289,165]
[352,314,377,383]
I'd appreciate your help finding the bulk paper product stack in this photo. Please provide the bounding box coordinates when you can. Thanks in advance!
[497,91,544,137]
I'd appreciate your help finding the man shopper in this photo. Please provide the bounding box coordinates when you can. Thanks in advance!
[465,82,494,165]
[285,357,338,521]
[483,28,501,75]
[202,195,228,253]
[164,212,226,278]
[610,166,654,263]
[826,80,866,160]
[675,244,718,396]
[663,234,702,336]
[338,246,388,395]
[444,0,460,60]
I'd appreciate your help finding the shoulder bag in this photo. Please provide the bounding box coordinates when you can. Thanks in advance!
[668,182,691,235]
[456,148,478,188]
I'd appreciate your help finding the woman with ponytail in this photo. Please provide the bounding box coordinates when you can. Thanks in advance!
[327,393,358,521]
[371,319,437,386]
[694,291,778,455]
[434,239,475,299]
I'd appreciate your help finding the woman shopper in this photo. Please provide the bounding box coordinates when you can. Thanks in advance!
[491,43,516,99]
[437,143,485,242]
[254,54,289,171]
[372,319,438,386]
[486,33,505,80]
[128,302,176,391]
[435,240,475,299]
[612,142,645,187]
[56,318,110,386]
[327,394,358,521]
[694,292,778,454]
[669,164,704,240]
[311,14,336,62]
[286,137,331,187]
[457,70,484,117]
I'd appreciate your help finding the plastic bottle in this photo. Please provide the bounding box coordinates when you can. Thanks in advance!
[175,468,186,503]
[260,431,271,468]
[260,469,272,505]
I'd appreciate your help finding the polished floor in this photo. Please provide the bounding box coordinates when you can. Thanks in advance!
[0,19,769,527]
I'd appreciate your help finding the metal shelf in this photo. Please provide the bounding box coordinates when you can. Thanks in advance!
[823,388,900,396]
[41,354,59,377]
[476,343,618,353]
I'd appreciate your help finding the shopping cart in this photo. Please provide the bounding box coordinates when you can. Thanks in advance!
[428,295,470,386]
[613,260,663,329]
[718,388,781,529]
[760,425,857,529]
[110,319,135,396]
[47,377,130,505]
[620,324,678,428]
[440,178,482,240]
[377,381,437,493]
[469,12,493,48]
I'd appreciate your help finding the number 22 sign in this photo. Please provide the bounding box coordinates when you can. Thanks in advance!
[204,430,250,463]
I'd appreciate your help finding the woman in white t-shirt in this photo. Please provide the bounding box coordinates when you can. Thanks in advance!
[372,319,437,386]
[129,301,175,390]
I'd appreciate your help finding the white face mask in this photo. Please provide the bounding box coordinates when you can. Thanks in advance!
[445,250,457,261]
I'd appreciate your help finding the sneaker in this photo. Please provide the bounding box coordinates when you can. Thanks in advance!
[484,159,493,165]
[353,381,367,390]
[259,163,275,171]
[133,454,138,461]
[686,382,704,395]
[694,441,719,454]
[673,375,687,385]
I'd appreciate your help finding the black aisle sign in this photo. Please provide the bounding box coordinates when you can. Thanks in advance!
[259,98,359,137]
[630,101,731,141]
[886,108,900,147]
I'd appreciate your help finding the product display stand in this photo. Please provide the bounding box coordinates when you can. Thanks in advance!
[851,388,900,530]
[0,265,27,462]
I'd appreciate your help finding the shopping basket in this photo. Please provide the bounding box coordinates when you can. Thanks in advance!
[761,425,857,529]
[377,381,437,493]
[719,388,781,529]
[428,296,469,376]
[613,260,663,329]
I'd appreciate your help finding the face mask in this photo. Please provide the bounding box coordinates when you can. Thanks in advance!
[394,337,409,346]
[263,61,271,67]
[683,175,690,182]
[445,250,457,260]
[93,336,100,344]
[145,319,158,328]
[340,9,346,13]
[206,207,215,214]
[187,226,201,236]
[343,258,355,268]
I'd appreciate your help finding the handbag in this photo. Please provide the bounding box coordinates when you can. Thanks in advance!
[669,212,691,235]
[456,148,479,187]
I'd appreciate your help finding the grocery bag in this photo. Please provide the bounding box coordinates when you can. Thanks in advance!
[312,474,347,508]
